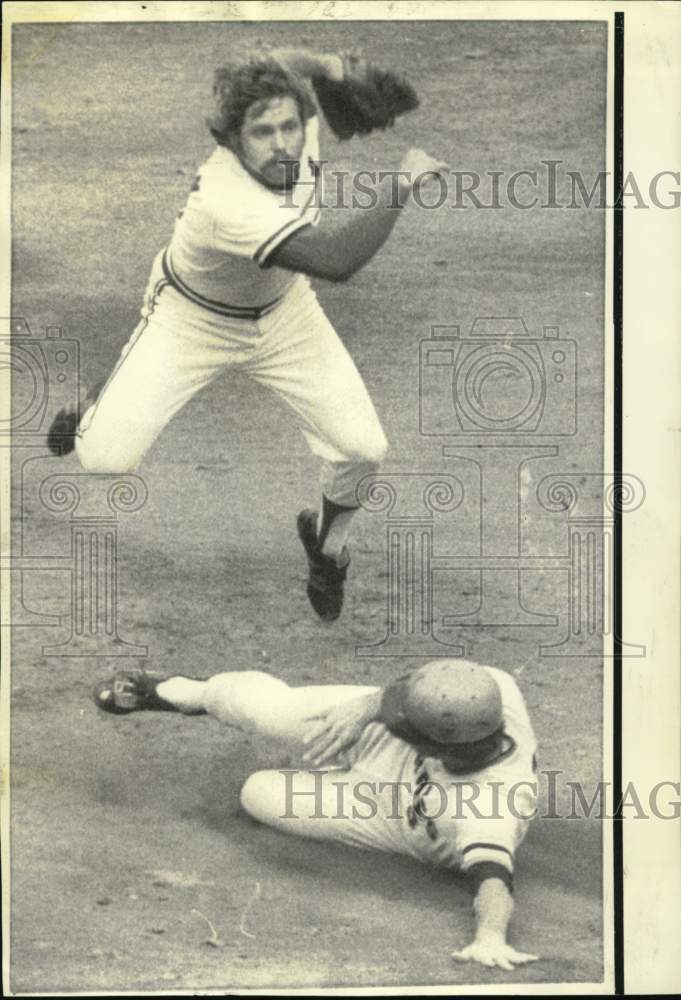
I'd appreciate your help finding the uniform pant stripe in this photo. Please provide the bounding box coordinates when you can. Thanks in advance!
[77,278,169,438]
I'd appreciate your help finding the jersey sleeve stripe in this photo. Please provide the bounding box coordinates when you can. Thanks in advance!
[254,213,320,268]
[461,842,513,858]
[459,843,514,873]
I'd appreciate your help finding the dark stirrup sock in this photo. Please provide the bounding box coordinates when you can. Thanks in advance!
[317,495,358,549]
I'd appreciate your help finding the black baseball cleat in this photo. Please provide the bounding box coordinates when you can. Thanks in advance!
[297,508,350,622]
[93,669,178,715]
[47,379,105,457]
[46,404,79,456]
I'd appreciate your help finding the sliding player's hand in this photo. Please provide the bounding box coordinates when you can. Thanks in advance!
[452,938,539,971]
[303,693,379,766]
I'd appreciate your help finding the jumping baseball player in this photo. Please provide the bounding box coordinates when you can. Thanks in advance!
[47,48,443,621]
[94,658,539,971]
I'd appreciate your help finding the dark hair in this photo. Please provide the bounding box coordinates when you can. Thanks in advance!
[206,58,316,147]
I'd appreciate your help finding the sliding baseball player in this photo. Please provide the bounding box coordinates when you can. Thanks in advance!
[47,48,444,621]
[94,657,539,971]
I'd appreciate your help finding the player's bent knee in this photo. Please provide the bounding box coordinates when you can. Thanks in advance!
[345,429,389,468]
[77,453,137,474]
[240,770,285,826]
[369,430,389,466]
[75,438,139,474]
[240,769,330,834]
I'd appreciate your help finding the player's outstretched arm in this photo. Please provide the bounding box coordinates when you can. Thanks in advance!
[269,149,449,283]
[452,875,539,971]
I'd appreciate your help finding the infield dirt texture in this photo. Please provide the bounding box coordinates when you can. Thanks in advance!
[10,18,606,991]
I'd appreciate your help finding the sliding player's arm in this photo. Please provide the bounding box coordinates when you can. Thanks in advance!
[452,869,538,971]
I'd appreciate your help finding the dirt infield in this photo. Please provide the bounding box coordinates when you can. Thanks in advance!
[10,19,606,991]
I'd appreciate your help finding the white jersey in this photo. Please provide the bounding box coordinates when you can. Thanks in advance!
[347,667,538,873]
[165,117,322,314]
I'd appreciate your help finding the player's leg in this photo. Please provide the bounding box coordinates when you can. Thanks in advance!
[203,674,414,857]
[172,670,378,745]
[239,761,412,857]
[94,669,413,858]
[239,767,363,845]
[95,667,377,747]
[248,279,387,618]
[67,258,239,472]
[249,279,388,555]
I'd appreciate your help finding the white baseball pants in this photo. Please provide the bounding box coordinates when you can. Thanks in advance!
[164,671,532,869]
[195,670,414,856]
[75,254,387,506]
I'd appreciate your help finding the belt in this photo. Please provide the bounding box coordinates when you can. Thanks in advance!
[161,250,283,320]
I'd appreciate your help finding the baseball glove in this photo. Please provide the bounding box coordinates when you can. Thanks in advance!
[311,54,419,141]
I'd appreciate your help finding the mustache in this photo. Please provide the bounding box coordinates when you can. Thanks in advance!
[265,157,299,171]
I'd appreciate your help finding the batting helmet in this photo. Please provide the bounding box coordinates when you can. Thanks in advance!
[382,659,503,746]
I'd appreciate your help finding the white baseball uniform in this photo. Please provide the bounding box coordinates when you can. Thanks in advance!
[198,666,537,875]
[75,115,387,506]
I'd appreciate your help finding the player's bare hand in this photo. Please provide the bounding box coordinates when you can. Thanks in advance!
[337,50,368,82]
[399,148,450,198]
[451,939,539,972]
[302,691,381,766]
